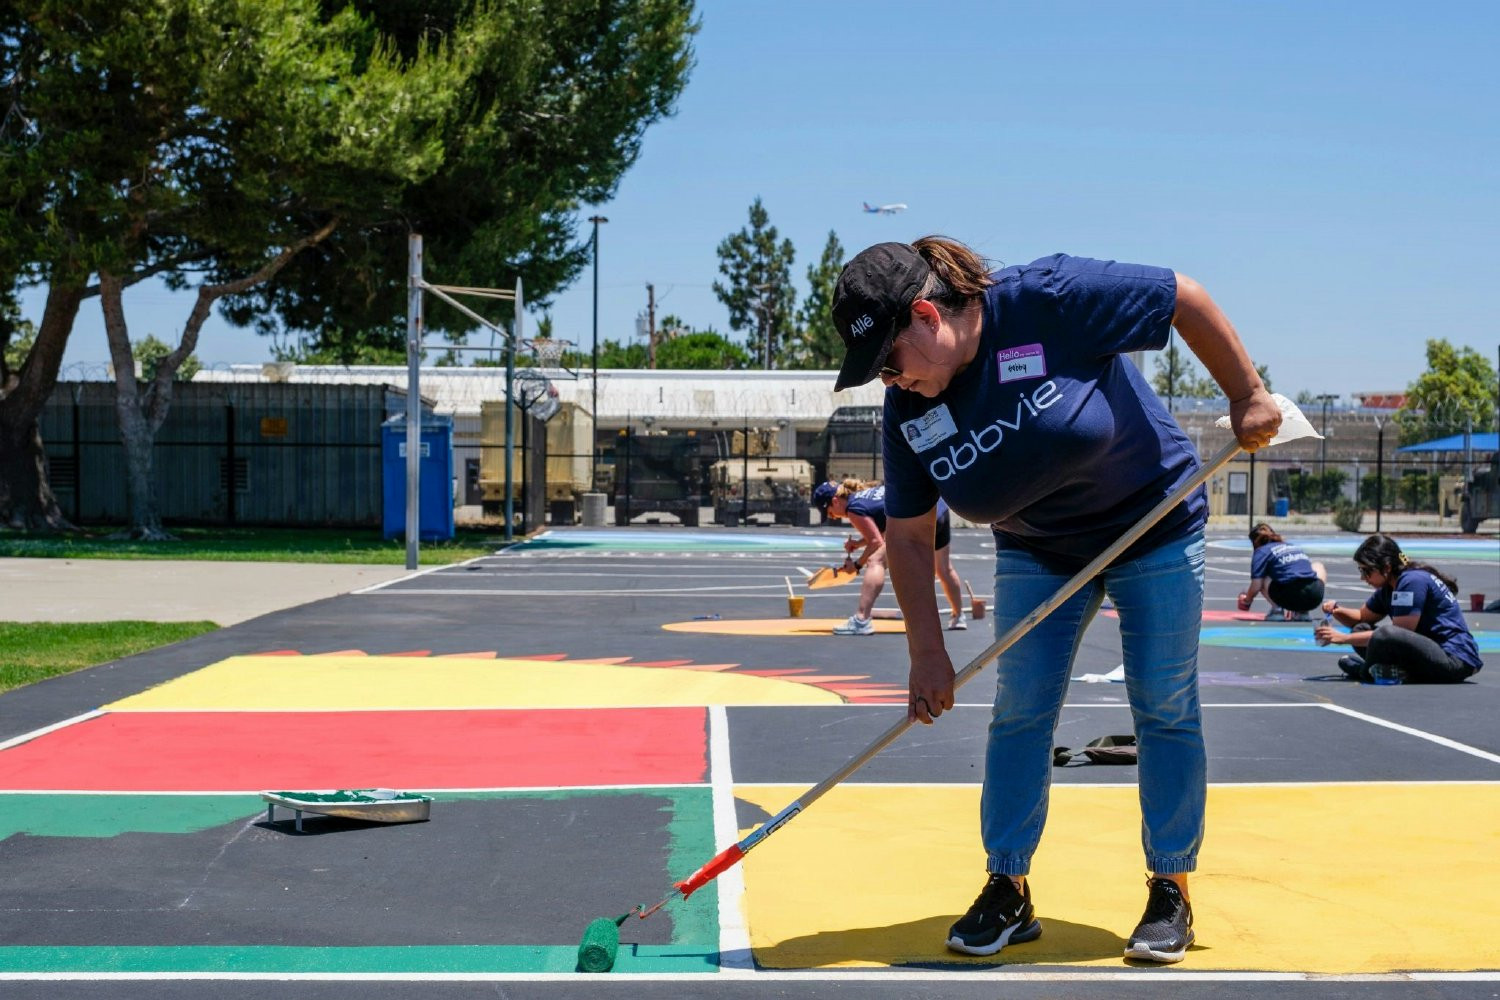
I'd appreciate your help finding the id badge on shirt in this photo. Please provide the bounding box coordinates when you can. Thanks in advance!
[899,405,959,453]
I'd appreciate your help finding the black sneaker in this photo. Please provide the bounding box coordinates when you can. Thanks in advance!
[1124,877,1194,963]
[1337,654,1368,681]
[946,874,1043,956]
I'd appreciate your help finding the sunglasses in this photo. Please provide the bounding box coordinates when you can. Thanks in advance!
[878,329,912,382]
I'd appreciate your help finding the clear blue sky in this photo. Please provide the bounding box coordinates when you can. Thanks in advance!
[38,0,1500,398]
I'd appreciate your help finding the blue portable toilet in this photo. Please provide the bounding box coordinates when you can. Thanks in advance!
[381,414,455,540]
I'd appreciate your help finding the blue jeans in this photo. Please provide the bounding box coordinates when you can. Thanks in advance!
[983,531,1206,876]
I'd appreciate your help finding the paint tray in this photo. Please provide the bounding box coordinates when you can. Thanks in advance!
[260,788,432,832]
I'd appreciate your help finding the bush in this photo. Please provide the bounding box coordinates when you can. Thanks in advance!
[1332,497,1365,533]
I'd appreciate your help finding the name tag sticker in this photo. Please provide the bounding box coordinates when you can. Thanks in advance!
[1391,590,1415,609]
[900,405,959,453]
[997,343,1047,383]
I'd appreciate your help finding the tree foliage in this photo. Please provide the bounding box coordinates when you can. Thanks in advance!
[223,0,699,355]
[1,296,35,384]
[789,230,844,369]
[1395,338,1498,445]
[1,0,696,533]
[1151,339,1273,403]
[1150,342,1218,400]
[133,335,200,383]
[713,197,796,369]
[655,331,749,369]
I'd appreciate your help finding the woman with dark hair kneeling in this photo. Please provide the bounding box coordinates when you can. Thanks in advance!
[1314,534,1483,684]
[1239,523,1326,621]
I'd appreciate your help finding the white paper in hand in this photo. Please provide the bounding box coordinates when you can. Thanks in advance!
[1214,392,1323,447]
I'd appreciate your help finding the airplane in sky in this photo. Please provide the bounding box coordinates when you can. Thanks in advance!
[862,201,907,215]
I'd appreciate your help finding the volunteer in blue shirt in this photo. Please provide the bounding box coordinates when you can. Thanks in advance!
[1239,523,1327,621]
[1314,533,1483,684]
[816,480,968,634]
[830,238,1280,964]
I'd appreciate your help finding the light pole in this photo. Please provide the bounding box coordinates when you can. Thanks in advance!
[1316,393,1337,504]
[588,215,607,483]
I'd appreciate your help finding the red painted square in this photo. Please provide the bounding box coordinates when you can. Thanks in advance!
[0,708,707,791]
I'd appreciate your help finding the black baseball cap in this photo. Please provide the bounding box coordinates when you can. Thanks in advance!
[832,243,931,391]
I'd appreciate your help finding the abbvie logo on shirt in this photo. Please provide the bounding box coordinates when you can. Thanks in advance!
[926,381,1063,481]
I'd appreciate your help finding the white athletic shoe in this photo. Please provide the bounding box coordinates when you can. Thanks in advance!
[833,615,874,636]
[948,612,968,630]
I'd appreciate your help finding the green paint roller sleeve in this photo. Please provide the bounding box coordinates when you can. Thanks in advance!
[576,917,621,973]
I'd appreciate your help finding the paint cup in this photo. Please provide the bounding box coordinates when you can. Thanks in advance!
[787,595,805,618]
[1237,593,1252,612]
[1471,593,1486,613]
[970,597,986,620]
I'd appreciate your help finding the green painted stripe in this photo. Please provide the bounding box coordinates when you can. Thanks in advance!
[0,944,718,974]
[0,786,723,968]
[0,794,261,839]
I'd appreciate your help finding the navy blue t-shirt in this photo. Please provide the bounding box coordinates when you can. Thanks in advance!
[845,485,887,533]
[881,254,1204,568]
[1366,568,1483,671]
[1251,541,1319,584]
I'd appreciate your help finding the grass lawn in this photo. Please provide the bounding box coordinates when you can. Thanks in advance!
[0,526,503,564]
[0,621,219,695]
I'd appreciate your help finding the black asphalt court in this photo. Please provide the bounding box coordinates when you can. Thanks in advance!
[2,524,1497,999]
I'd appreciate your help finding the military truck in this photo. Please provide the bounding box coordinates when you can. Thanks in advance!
[478,399,592,513]
[1460,452,1499,533]
[612,430,703,526]
[710,427,813,527]
[818,405,884,486]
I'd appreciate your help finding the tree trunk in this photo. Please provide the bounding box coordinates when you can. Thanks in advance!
[0,283,85,532]
[100,272,172,540]
[96,220,340,540]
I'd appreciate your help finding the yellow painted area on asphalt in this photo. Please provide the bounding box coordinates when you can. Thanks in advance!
[104,655,844,711]
[737,783,1500,972]
[663,617,906,637]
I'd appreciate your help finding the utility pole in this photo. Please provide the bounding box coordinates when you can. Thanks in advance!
[646,283,657,369]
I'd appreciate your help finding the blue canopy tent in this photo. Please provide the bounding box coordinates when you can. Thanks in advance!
[1396,432,1498,454]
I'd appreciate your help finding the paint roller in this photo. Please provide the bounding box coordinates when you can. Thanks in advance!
[575,394,1320,972]
[576,912,633,972]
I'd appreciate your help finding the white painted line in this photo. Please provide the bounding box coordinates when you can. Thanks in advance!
[731,779,1500,790]
[0,710,102,752]
[356,585,792,597]
[0,782,705,796]
[0,971,1493,983]
[1318,703,1500,765]
[351,556,484,594]
[707,704,754,975]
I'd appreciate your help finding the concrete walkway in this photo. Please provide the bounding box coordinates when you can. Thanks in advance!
[0,558,411,626]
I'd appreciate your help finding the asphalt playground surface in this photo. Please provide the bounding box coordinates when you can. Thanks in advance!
[3,524,1498,999]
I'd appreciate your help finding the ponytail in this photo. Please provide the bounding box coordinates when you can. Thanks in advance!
[1248,522,1284,548]
[912,236,994,307]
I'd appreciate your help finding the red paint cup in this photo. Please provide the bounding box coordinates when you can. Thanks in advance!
[1471,593,1486,613]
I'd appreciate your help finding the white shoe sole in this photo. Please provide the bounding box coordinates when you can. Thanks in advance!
[945,919,1042,956]
[1123,932,1193,963]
